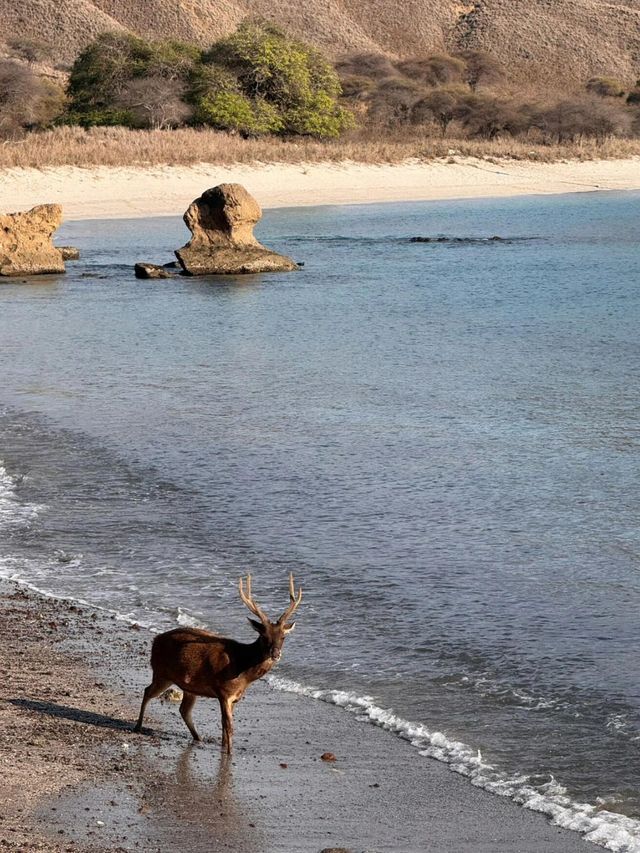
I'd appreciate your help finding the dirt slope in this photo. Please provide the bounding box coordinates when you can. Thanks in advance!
[1,0,639,84]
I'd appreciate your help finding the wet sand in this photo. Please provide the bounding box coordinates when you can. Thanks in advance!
[0,577,595,852]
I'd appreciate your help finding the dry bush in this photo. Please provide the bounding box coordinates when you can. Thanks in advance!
[0,59,64,138]
[335,52,397,81]
[411,85,468,136]
[368,76,424,126]
[538,96,631,143]
[395,54,465,87]
[456,94,531,140]
[7,37,55,65]
[455,50,503,91]
[339,74,377,102]
[586,77,626,98]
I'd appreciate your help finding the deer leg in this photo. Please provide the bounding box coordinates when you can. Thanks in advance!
[219,697,234,755]
[179,691,201,742]
[133,678,172,733]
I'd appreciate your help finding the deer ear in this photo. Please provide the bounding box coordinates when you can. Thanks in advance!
[248,618,265,634]
[283,621,296,634]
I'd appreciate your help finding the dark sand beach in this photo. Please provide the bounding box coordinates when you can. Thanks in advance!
[0,578,593,853]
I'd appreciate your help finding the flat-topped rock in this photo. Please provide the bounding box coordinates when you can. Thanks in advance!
[0,204,65,277]
[175,184,298,276]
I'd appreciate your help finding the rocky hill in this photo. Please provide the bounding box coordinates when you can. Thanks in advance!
[2,0,639,86]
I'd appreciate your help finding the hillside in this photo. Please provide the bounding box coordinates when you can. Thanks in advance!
[1,0,640,85]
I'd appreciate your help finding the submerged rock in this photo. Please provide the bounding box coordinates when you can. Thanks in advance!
[134,262,175,279]
[175,183,298,276]
[59,246,80,260]
[0,204,65,277]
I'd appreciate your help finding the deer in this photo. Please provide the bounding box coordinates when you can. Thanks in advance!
[133,573,302,753]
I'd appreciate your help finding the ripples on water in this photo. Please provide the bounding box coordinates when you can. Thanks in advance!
[1,192,639,847]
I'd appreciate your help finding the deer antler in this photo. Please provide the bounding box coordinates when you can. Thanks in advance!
[239,574,270,625]
[278,572,303,624]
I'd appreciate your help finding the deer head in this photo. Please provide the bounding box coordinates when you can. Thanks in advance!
[239,573,302,661]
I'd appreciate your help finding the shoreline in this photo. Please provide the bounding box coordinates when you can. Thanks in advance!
[1,157,640,220]
[0,575,596,852]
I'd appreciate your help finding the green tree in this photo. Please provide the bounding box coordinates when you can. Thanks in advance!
[193,91,283,136]
[67,33,202,126]
[203,20,353,137]
[67,32,154,114]
[144,41,201,81]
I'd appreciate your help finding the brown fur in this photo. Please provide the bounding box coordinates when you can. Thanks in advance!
[133,575,301,752]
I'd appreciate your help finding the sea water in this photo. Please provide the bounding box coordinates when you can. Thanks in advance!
[1,192,639,850]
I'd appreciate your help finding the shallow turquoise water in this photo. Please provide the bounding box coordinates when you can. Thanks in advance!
[1,191,639,829]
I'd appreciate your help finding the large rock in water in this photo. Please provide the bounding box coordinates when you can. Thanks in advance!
[175,184,297,276]
[0,204,65,276]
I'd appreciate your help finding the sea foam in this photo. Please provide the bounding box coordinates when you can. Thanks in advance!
[267,674,640,853]
[0,462,41,531]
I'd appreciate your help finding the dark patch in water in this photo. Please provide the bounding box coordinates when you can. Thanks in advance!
[409,235,542,245]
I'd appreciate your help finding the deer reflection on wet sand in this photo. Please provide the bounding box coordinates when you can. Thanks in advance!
[138,746,262,852]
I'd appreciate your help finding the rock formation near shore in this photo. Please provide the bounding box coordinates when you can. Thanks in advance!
[0,204,65,277]
[175,184,298,276]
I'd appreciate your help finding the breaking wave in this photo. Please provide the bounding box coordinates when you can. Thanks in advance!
[267,674,640,853]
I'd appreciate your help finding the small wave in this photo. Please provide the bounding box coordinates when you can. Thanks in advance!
[267,675,640,853]
[0,569,161,633]
[0,462,42,531]
[175,607,204,628]
[448,673,567,712]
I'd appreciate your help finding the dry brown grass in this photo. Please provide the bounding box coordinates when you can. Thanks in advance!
[1,126,639,170]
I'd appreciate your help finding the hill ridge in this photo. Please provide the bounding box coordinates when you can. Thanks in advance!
[1,0,639,85]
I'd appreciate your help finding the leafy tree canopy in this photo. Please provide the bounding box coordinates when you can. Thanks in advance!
[201,20,353,137]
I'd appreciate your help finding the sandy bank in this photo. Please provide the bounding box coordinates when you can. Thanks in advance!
[1,158,640,220]
[0,578,593,853]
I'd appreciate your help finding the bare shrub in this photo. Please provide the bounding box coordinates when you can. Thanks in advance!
[538,97,630,143]
[115,76,193,129]
[396,54,466,87]
[457,94,529,139]
[586,77,625,98]
[411,85,468,136]
[7,37,55,65]
[368,77,424,126]
[0,59,64,137]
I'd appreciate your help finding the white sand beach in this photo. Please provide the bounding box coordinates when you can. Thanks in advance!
[1,157,640,220]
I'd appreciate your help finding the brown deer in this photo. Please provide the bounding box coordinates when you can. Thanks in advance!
[133,573,302,753]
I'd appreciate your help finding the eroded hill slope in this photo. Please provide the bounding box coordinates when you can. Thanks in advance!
[1,0,639,84]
